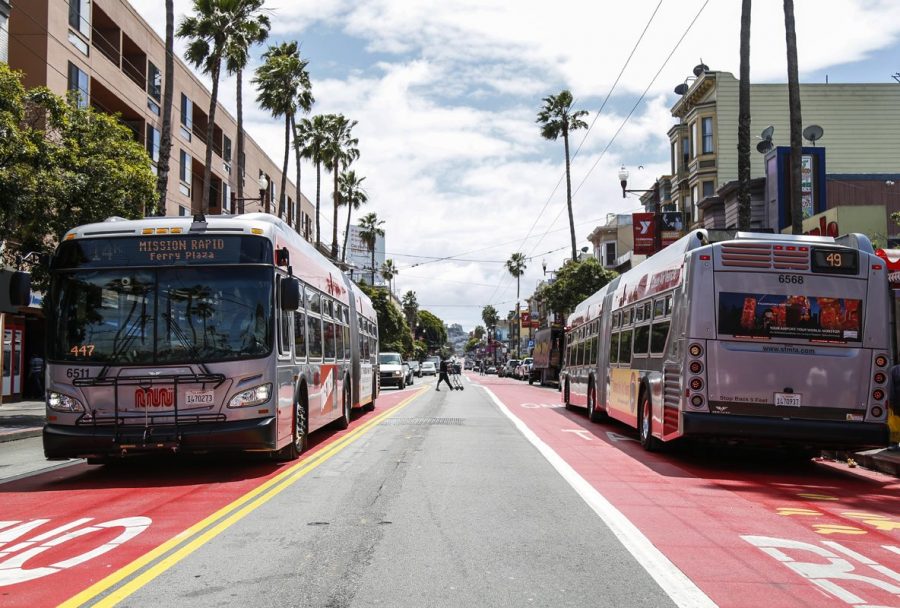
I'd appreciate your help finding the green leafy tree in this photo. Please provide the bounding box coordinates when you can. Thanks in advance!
[358,212,384,285]
[178,0,264,214]
[417,309,448,352]
[536,90,588,261]
[254,41,311,218]
[0,65,155,289]
[296,114,331,248]
[534,257,617,319]
[481,305,499,329]
[339,170,367,262]
[222,1,270,212]
[359,283,413,356]
[473,325,485,340]
[401,290,418,336]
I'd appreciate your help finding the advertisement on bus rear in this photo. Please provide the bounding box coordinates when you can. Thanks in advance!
[718,292,862,342]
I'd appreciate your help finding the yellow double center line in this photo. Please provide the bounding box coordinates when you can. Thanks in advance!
[61,386,430,607]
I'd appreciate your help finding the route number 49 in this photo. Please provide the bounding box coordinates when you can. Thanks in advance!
[778,274,804,284]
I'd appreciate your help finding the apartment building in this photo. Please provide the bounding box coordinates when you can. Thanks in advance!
[668,70,900,226]
[8,0,315,237]
[0,1,9,63]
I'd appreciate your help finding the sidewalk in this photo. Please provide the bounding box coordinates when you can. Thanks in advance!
[0,400,45,443]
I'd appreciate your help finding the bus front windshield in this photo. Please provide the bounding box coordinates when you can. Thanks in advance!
[49,267,273,364]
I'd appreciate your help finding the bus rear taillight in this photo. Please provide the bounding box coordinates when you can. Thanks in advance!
[873,389,885,401]
[689,378,704,391]
[689,361,703,374]
[690,395,704,407]
[875,355,888,368]
[689,343,703,357]
[874,372,886,384]
[872,406,884,418]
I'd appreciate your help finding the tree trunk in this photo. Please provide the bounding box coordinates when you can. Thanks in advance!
[279,114,289,219]
[315,160,321,249]
[370,245,375,285]
[201,57,221,215]
[784,0,803,234]
[331,166,339,259]
[291,114,302,235]
[236,67,244,212]
[737,0,752,230]
[154,0,175,216]
[563,125,577,261]
[342,199,352,262]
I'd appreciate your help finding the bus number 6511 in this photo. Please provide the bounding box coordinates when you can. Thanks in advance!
[778,274,804,284]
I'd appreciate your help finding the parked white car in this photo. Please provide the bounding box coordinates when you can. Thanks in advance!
[421,361,437,376]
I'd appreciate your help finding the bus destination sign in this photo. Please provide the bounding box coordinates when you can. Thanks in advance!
[811,247,858,275]
[54,235,273,268]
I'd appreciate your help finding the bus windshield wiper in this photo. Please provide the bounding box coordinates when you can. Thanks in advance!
[98,312,150,379]
[161,312,212,376]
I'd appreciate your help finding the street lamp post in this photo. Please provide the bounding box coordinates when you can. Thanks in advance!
[618,166,658,211]
[233,175,270,214]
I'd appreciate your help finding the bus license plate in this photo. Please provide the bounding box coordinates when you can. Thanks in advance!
[775,392,801,407]
[185,390,215,406]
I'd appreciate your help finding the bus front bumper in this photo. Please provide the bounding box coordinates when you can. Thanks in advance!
[681,413,889,449]
[43,416,277,460]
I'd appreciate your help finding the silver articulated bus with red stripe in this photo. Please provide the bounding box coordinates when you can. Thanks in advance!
[561,229,891,451]
[43,213,379,463]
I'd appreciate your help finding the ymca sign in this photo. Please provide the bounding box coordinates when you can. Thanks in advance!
[632,212,657,255]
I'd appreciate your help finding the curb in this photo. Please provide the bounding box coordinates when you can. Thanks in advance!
[852,449,900,478]
[0,428,43,444]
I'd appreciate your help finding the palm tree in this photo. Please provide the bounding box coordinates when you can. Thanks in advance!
[401,290,418,337]
[358,212,384,285]
[536,90,588,261]
[155,0,175,215]
[505,252,527,356]
[222,0,269,212]
[178,0,261,214]
[253,41,310,218]
[381,259,397,294]
[784,0,803,234]
[339,170,367,262]
[737,0,752,230]
[322,114,360,259]
[482,304,500,363]
[296,114,330,249]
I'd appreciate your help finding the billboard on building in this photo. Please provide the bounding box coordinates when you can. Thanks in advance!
[346,225,386,286]
[659,211,686,249]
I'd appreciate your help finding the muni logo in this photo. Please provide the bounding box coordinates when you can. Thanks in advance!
[134,387,174,408]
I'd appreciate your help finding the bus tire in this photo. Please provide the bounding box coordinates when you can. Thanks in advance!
[587,379,605,423]
[564,379,572,410]
[336,380,351,430]
[364,375,376,412]
[279,389,308,461]
[639,389,661,452]
[528,372,534,385]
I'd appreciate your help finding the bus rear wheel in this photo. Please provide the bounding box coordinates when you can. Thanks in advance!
[336,382,351,430]
[587,381,604,423]
[564,379,572,410]
[639,392,661,452]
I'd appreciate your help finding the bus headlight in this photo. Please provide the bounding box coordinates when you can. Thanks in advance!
[228,384,272,408]
[48,391,85,413]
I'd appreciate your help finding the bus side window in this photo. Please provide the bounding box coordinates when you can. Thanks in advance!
[294,311,307,361]
[612,311,620,328]
[342,324,350,360]
[653,298,665,319]
[590,334,598,365]
[633,324,650,356]
[369,337,376,361]
[619,329,633,364]
[324,320,336,359]
[665,295,673,315]
[635,306,644,323]
[308,314,323,358]
[643,302,652,320]
[276,279,292,356]
[609,332,620,364]
[309,291,321,315]
[650,321,670,354]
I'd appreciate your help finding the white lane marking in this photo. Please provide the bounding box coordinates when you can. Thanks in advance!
[479,384,716,608]
[562,429,594,441]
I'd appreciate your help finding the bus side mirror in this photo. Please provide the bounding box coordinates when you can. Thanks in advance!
[0,270,31,312]
[281,277,301,311]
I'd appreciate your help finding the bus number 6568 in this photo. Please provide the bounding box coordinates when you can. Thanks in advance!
[778,274,804,284]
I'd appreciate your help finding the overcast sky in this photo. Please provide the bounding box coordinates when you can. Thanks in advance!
[128,0,900,332]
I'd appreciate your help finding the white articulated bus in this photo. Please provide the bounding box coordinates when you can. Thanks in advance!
[43,213,378,463]
[562,230,891,451]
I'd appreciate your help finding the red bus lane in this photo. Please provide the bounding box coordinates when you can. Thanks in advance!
[476,375,900,608]
[0,388,418,607]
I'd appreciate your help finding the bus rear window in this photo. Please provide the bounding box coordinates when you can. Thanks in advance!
[718,292,862,342]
